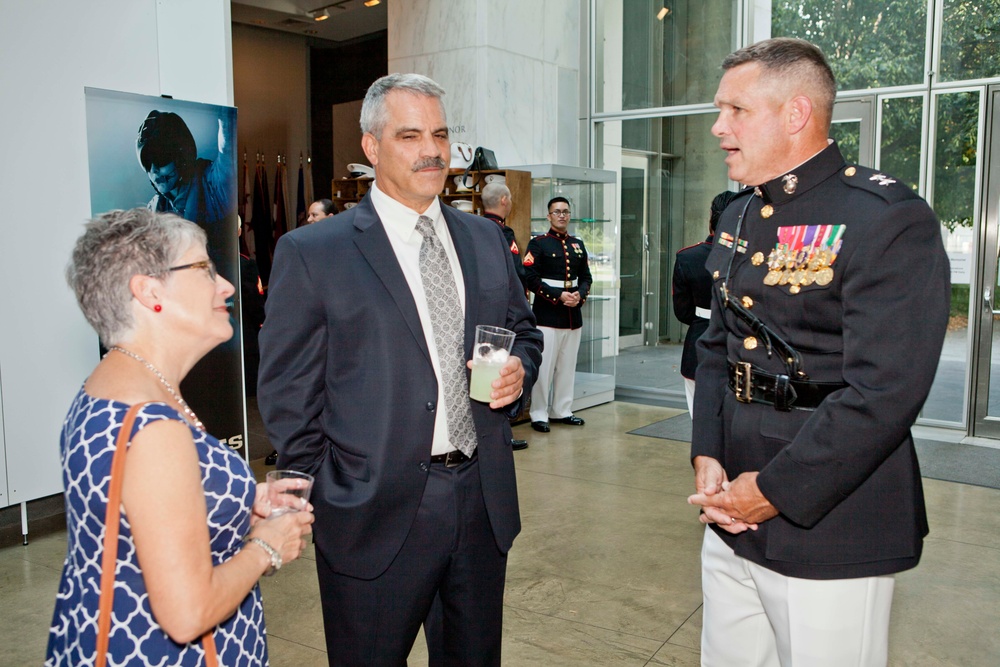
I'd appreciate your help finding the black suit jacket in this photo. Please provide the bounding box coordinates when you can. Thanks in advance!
[257,195,543,579]
[692,143,950,579]
[672,235,714,379]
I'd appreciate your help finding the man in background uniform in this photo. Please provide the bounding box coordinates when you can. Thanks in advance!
[523,196,592,433]
[687,38,950,666]
[482,182,529,450]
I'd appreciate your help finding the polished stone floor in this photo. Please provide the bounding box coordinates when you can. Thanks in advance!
[3,400,1000,665]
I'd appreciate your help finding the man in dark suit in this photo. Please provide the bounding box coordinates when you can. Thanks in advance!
[257,73,542,666]
[671,190,737,415]
[687,39,949,666]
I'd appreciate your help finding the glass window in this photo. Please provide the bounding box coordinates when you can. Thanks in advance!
[923,90,979,424]
[939,0,1000,82]
[879,96,924,189]
[771,0,928,90]
[597,113,728,376]
[594,0,737,113]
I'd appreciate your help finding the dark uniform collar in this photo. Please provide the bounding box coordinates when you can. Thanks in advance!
[483,211,505,226]
[548,228,570,240]
[754,141,846,205]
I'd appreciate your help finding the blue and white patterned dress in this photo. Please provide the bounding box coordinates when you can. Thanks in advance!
[46,388,268,666]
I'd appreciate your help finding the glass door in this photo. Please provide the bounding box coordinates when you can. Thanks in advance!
[620,152,650,347]
[972,86,1000,436]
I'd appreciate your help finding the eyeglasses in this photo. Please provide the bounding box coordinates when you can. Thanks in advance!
[549,209,571,217]
[167,259,218,281]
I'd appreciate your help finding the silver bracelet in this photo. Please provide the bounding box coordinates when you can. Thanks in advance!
[245,536,282,576]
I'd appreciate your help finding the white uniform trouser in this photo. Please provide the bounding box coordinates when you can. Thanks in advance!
[530,326,581,423]
[701,527,894,667]
[684,378,696,416]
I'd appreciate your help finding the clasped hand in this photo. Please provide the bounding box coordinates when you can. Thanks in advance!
[687,456,778,534]
[559,291,581,307]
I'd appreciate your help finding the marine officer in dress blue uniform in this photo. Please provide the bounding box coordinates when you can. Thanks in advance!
[523,197,593,432]
[686,38,950,667]
[672,190,739,415]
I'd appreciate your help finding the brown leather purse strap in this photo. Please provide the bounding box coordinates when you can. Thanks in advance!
[94,403,218,667]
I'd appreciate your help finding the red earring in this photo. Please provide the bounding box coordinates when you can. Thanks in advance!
[154,304,162,313]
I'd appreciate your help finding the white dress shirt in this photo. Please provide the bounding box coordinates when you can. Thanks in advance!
[369,182,467,455]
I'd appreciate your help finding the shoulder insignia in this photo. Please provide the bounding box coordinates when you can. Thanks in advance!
[841,164,919,204]
[523,251,535,266]
[869,173,896,186]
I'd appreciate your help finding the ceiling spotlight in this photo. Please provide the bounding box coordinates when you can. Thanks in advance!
[656,7,670,20]
[312,8,330,21]
[364,0,381,6]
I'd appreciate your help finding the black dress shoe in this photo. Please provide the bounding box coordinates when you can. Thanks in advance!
[511,439,529,450]
[554,415,585,426]
[264,450,278,465]
[531,421,550,433]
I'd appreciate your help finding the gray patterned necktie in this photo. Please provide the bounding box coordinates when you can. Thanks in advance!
[416,215,477,456]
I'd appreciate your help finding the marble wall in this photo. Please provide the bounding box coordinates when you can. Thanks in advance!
[387,0,583,167]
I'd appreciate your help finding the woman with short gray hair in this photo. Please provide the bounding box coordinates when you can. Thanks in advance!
[47,208,314,666]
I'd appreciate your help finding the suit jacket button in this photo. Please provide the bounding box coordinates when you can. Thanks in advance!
[426,401,436,411]
[419,462,429,472]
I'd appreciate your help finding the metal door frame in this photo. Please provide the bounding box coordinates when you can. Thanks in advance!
[832,96,876,167]
[619,152,650,347]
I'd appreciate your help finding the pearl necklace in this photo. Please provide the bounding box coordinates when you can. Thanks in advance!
[108,346,206,431]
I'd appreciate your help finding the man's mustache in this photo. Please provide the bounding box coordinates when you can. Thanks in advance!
[412,157,447,171]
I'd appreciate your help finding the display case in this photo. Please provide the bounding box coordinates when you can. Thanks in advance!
[510,164,618,411]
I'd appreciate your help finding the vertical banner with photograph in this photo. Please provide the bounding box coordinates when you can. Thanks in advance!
[84,88,246,457]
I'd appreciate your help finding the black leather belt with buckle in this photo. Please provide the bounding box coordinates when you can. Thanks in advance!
[429,449,477,468]
[728,360,846,411]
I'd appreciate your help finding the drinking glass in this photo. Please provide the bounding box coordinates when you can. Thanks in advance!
[265,470,314,517]
[470,325,516,402]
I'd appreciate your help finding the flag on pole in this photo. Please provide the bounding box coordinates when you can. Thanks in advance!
[305,153,314,207]
[251,153,273,287]
[238,151,250,256]
[296,153,307,229]
[273,155,288,242]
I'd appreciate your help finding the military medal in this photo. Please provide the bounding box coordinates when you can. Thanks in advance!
[763,224,846,292]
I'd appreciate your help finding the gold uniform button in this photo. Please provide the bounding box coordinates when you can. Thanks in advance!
[743,336,758,350]
[713,270,720,279]
[845,166,857,177]
[760,204,774,218]
[751,252,764,266]
[741,296,753,309]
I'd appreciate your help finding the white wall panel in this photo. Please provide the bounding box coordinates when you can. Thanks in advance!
[0,0,232,507]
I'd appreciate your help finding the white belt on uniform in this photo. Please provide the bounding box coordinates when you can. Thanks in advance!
[542,278,579,288]
[695,306,712,319]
